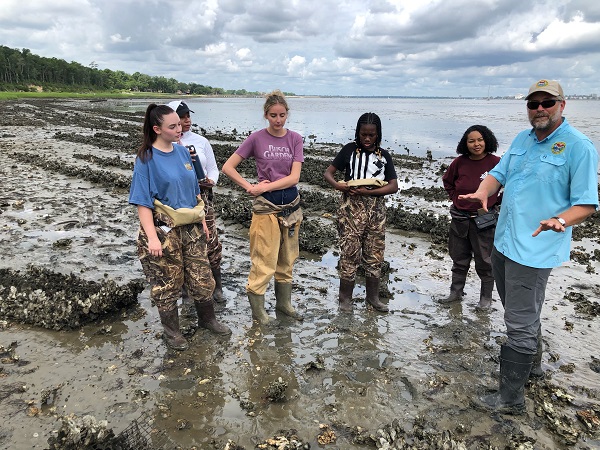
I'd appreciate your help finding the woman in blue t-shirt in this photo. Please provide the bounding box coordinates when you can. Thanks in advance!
[129,104,230,351]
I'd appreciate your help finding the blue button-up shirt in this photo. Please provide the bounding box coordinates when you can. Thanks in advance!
[490,117,599,268]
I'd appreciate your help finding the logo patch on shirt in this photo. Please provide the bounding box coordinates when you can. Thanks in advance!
[184,163,193,170]
[551,142,566,155]
[480,170,489,181]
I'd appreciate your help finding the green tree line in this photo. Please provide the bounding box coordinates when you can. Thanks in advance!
[0,46,288,96]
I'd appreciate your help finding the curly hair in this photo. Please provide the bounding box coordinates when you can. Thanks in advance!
[456,124,498,156]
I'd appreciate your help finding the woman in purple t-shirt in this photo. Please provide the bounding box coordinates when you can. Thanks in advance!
[222,90,304,325]
[441,124,500,310]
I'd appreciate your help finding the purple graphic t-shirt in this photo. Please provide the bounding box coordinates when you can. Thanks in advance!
[235,128,304,182]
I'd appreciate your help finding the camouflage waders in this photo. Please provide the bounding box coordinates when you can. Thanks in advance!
[137,223,215,312]
[201,189,222,269]
[201,188,226,303]
[337,194,386,281]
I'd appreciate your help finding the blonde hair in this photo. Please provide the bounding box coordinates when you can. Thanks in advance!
[263,89,289,115]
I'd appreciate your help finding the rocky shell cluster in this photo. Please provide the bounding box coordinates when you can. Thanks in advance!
[0,265,144,330]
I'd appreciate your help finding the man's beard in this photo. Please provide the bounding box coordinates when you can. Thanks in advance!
[530,112,558,131]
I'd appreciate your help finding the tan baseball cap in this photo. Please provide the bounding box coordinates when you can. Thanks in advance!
[525,79,564,100]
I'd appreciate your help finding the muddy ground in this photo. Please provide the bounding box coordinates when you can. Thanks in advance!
[0,99,599,450]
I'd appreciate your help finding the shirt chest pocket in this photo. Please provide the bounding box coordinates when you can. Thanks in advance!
[505,147,527,176]
[535,154,567,183]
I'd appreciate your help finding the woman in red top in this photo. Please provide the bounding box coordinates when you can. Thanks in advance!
[441,125,500,310]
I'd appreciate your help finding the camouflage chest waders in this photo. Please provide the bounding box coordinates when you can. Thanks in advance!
[137,223,215,312]
[337,194,386,281]
[200,189,222,269]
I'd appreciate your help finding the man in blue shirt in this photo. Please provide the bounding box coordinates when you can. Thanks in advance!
[460,79,599,414]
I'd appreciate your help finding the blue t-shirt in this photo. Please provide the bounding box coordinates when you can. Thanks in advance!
[129,144,201,210]
[490,117,599,268]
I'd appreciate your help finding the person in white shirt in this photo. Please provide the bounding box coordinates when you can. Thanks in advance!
[167,100,226,304]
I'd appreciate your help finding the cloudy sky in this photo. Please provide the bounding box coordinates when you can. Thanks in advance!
[2,0,600,97]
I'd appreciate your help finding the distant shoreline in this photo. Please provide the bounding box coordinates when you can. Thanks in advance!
[1,91,598,101]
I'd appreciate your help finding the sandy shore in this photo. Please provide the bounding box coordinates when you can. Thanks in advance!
[0,98,599,449]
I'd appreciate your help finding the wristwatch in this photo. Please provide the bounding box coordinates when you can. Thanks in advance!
[552,216,566,226]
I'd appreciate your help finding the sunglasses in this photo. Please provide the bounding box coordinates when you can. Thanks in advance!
[526,99,560,110]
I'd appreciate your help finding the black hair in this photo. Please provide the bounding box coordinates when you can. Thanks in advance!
[355,112,382,151]
[137,104,175,162]
[456,124,498,156]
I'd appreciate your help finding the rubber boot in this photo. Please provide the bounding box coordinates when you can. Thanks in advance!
[338,278,355,313]
[529,328,544,379]
[211,266,226,304]
[248,292,272,325]
[365,276,389,312]
[158,309,189,351]
[438,273,466,304]
[477,345,533,415]
[180,286,198,319]
[194,301,231,335]
[476,279,494,311]
[274,281,303,320]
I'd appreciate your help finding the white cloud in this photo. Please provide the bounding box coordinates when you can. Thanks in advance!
[199,42,228,57]
[286,55,307,77]
[110,34,131,43]
[235,48,252,60]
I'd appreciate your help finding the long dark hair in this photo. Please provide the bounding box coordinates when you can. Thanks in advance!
[137,103,175,162]
[456,124,498,156]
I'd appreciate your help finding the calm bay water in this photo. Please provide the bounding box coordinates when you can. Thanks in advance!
[127,97,600,159]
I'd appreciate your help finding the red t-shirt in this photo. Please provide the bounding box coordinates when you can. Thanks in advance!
[442,153,500,212]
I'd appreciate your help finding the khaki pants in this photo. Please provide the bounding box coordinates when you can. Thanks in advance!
[246,212,300,295]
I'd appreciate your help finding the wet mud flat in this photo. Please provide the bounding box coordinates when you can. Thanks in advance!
[0,98,599,449]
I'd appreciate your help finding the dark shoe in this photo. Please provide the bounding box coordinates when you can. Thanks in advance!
[338,278,355,313]
[211,267,226,304]
[474,345,533,415]
[438,290,462,304]
[248,292,273,325]
[475,296,492,311]
[194,301,231,335]
[158,309,189,351]
[439,272,466,304]
[274,282,303,320]
[365,276,389,312]
[475,279,494,311]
